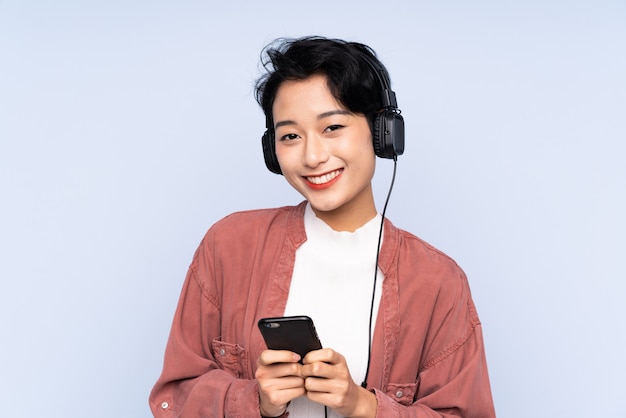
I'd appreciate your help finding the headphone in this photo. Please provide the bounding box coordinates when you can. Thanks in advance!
[261,53,405,175]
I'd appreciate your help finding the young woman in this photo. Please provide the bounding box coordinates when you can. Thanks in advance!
[150,36,495,418]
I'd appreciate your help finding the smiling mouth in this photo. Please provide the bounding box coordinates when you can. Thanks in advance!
[305,169,343,185]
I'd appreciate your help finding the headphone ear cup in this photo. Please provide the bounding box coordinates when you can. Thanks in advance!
[262,130,283,175]
[373,111,405,159]
[372,113,386,158]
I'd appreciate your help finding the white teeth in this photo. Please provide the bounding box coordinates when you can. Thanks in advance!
[307,169,341,185]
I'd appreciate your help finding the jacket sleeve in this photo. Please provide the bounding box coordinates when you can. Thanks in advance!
[148,236,262,418]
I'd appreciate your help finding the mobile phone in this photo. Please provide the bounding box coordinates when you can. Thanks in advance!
[258,315,323,359]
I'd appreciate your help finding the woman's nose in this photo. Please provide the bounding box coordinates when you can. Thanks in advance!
[302,135,330,168]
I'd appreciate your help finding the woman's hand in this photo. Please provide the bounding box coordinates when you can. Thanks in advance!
[301,348,378,418]
[255,350,305,417]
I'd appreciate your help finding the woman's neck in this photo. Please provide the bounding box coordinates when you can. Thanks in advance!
[311,200,377,232]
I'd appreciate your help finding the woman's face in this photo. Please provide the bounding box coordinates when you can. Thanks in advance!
[272,74,377,231]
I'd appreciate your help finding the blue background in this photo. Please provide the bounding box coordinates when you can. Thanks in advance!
[1,1,625,417]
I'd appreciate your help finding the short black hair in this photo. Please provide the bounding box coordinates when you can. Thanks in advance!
[254,36,392,134]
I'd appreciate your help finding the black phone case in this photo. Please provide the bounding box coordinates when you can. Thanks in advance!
[258,315,322,359]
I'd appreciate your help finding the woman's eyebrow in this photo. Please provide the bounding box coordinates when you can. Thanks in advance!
[318,110,351,120]
[274,119,295,129]
[274,110,351,130]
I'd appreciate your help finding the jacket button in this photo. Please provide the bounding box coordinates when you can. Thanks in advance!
[395,391,404,398]
[219,349,226,356]
[161,402,169,409]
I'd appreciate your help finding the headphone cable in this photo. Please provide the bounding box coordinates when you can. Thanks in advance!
[361,155,398,389]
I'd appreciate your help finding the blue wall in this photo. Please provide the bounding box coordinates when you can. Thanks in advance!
[1,1,624,416]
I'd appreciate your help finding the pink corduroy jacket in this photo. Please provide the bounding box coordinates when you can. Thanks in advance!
[150,202,495,417]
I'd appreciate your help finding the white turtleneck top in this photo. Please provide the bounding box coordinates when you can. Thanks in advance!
[283,203,384,417]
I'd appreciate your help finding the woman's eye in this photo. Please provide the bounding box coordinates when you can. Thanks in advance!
[324,124,344,133]
[280,133,299,141]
